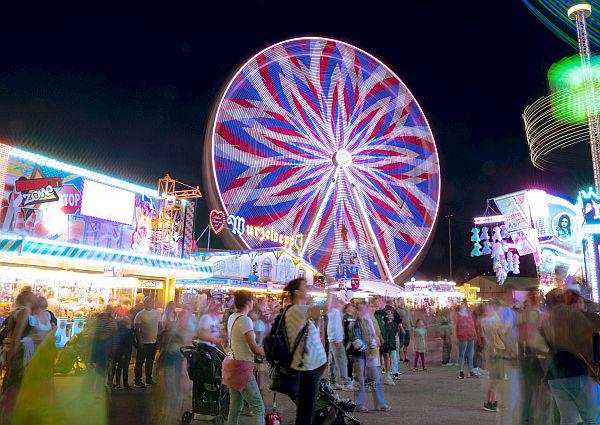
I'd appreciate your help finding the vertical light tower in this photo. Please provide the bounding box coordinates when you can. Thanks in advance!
[569,4,600,302]
[568,3,600,191]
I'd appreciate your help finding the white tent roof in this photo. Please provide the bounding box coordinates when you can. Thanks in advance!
[358,280,405,297]
[326,280,405,298]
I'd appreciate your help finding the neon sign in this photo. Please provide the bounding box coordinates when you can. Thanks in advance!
[15,177,62,207]
[211,210,304,253]
[578,187,600,225]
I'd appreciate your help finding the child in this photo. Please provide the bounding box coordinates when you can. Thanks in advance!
[380,309,399,385]
[413,319,427,371]
[114,316,134,389]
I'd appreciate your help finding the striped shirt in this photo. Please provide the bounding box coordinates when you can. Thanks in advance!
[284,305,327,371]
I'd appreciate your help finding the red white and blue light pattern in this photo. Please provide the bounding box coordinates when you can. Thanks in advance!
[211,37,440,281]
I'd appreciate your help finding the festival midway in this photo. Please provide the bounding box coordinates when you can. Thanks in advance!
[0,2,599,425]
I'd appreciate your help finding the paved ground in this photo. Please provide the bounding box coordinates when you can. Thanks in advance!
[92,361,494,425]
[261,361,494,425]
[17,338,495,425]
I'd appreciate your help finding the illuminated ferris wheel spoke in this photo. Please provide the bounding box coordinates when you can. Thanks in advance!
[208,38,440,281]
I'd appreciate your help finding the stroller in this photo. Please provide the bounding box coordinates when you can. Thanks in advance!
[180,343,229,425]
[272,372,360,425]
[311,380,361,425]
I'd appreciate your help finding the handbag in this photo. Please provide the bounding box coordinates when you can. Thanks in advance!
[222,315,255,392]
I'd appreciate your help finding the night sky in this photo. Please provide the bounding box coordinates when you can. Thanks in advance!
[0,2,592,282]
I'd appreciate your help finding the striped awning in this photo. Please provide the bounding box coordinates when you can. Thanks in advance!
[0,234,212,275]
[0,236,23,254]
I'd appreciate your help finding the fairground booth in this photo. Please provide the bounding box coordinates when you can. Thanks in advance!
[399,279,464,309]
[0,143,212,346]
[471,189,585,295]
[175,248,322,305]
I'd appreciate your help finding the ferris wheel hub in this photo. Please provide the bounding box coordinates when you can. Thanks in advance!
[333,149,353,167]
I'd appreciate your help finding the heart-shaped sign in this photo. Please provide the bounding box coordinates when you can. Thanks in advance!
[210,210,226,234]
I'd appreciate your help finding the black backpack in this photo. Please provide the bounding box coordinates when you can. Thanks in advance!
[264,306,308,368]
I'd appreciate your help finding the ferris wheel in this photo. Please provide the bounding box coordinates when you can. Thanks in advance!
[204,37,440,282]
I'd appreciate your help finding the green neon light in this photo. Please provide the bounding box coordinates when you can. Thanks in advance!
[548,55,600,125]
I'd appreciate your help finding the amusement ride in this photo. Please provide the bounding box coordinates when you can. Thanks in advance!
[203,37,441,285]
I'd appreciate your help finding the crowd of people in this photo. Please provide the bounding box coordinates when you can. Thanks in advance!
[0,279,599,425]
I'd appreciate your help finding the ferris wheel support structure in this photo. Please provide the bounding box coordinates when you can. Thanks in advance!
[349,182,395,284]
[569,3,600,190]
[299,167,340,257]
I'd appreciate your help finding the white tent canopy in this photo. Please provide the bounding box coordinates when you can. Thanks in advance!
[327,280,405,298]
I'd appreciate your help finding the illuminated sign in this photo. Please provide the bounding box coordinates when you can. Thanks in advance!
[140,280,162,289]
[15,177,62,207]
[211,209,304,252]
[58,184,82,215]
[81,179,135,225]
[209,209,226,234]
[510,229,538,256]
[578,187,600,225]
[493,191,531,233]
[578,188,600,302]
[227,213,246,236]
[104,266,116,277]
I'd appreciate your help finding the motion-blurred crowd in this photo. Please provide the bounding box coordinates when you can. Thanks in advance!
[0,279,599,425]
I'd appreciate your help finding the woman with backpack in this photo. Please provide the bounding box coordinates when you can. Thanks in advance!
[282,278,327,425]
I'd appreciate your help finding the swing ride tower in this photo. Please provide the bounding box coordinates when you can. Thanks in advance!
[568,3,600,190]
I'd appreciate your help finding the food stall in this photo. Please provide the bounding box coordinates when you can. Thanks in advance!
[177,248,321,305]
[0,143,212,345]
[400,280,464,309]
[456,283,481,304]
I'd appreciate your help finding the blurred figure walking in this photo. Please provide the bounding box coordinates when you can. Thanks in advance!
[327,296,352,391]
[438,315,453,366]
[91,305,117,392]
[347,301,389,413]
[113,316,134,389]
[283,278,327,425]
[542,289,600,425]
[0,289,37,424]
[395,299,413,364]
[455,300,477,379]
[134,297,160,387]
